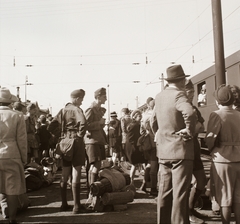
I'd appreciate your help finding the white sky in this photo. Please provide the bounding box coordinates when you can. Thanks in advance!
[0,0,240,117]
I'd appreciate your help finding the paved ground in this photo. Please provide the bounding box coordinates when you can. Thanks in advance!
[0,159,236,224]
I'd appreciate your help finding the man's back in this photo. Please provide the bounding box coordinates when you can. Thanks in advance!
[155,86,195,160]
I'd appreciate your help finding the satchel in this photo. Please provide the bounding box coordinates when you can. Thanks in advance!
[56,137,75,161]
[137,134,152,152]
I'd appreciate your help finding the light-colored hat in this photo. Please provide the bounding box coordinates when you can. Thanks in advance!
[0,87,18,103]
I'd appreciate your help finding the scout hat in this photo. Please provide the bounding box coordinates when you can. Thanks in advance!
[165,65,189,81]
[0,87,18,103]
[214,84,234,106]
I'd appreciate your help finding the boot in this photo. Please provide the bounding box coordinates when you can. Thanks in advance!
[189,187,205,222]
[60,182,70,211]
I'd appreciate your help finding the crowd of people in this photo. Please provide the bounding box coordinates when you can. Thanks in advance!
[1,64,240,224]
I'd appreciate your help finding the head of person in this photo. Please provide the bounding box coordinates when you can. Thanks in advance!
[131,109,142,122]
[214,84,234,107]
[70,89,85,107]
[201,84,206,92]
[100,107,106,116]
[39,115,47,124]
[13,101,23,112]
[146,97,154,107]
[165,64,190,89]
[148,99,155,110]
[0,87,19,106]
[230,85,240,104]
[185,79,195,103]
[121,107,130,116]
[110,111,117,120]
[94,87,107,105]
[26,103,37,116]
[47,114,53,121]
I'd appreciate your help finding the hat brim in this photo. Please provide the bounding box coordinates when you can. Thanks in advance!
[0,94,18,103]
[165,74,190,81]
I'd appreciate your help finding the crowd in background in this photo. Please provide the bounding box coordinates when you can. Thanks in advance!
[1,65,240,223]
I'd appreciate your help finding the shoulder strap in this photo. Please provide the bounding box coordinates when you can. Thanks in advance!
[60,109,66,137]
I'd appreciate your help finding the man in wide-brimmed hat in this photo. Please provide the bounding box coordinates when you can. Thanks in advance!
[152,65,196,224]
[0,87,27,223]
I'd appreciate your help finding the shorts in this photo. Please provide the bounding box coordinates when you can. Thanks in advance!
[85,144,106,164]
[62,137,86,167]
[211,162,240,206]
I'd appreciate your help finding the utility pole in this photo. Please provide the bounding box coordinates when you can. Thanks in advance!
[16,86,20,99]
[211,0,226,86]
[25,76,33,103]
[107,84,110,121]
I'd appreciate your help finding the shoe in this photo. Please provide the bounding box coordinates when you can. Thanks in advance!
[189,214,204,224]
[60,204,71,211]
[73,204,92,214]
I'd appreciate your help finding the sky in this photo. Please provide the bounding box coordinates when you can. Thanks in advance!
[0,0,240,118]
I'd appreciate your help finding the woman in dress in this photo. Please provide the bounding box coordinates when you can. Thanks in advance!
[0,87,28,223]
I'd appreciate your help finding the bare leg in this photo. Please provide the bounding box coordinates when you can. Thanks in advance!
[72,165,82,214]
[130,165,136,184]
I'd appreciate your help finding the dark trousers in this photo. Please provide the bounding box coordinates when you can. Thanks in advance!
[157,159,193,224]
